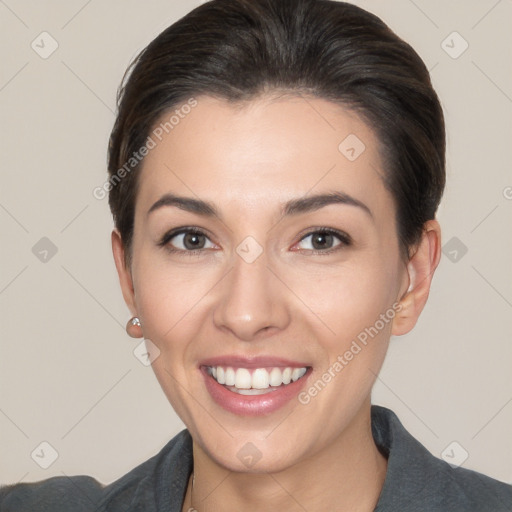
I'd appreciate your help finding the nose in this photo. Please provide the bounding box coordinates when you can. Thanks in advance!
[213,251,291,341]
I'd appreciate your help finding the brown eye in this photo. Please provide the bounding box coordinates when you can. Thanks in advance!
[310,232,335,250]
[163,229,215,252]
[295,230,350,252]
[182,232,207,250]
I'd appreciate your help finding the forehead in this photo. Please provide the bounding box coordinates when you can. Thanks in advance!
[136,94,392,217]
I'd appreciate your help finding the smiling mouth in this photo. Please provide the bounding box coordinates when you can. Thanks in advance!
[205,365,308,395]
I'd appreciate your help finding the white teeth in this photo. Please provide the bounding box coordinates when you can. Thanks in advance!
[231,388,276,395]
[269,367,283,387]
[291,367,307,382]
[208,365,308,391]
[234,368,252,389]
[225,367,236,386]
[252,368,270,389]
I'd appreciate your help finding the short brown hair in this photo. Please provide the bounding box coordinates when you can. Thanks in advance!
[108,0,445,262]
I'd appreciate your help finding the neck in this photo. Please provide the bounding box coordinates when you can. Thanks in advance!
[184,402,387,512]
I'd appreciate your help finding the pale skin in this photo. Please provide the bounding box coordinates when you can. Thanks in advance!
[112,94,441,511]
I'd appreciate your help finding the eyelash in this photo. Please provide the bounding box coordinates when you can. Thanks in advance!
[158,227,352,255]
[158,227,213,255]
[293,227,352,255]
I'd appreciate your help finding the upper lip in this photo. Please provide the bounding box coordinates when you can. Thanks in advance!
[200,355,310,369]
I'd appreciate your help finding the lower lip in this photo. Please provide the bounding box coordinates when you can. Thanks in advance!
[201,367,311,416]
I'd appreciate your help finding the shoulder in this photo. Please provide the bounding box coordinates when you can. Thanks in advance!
[0,430,193,512]
[429,459,512,511]
[0,475,103,512]
[372,405,512,511]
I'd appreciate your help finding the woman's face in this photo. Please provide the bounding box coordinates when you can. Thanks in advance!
[118,94,411,472]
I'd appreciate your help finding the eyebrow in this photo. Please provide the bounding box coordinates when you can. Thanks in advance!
[147,191,372,219]
[283,192,373,218]
[147,194,219,217]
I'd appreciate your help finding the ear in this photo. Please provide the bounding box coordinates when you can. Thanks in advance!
[392,220,442,336]
[111,229,137,316]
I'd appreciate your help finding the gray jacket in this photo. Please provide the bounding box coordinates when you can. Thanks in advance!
[1,406,511,511]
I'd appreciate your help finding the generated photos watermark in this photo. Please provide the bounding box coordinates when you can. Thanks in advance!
[298,302,403,405]
[93,97,198,200]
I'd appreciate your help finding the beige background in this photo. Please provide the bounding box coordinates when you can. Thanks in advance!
[1,0,511,486]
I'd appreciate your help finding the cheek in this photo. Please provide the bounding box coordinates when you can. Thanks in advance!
[280,255,400,344]
[131,252,218,354]
[278,255,398,407]
[289,264,396,436]
[131,256,220,424]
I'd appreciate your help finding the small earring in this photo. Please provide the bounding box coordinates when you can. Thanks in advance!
[126,316,142,338]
